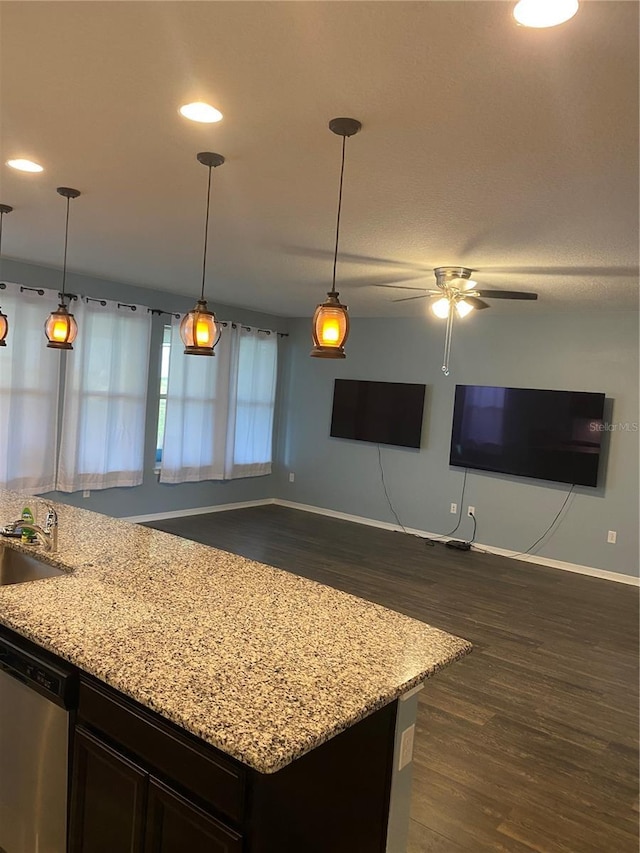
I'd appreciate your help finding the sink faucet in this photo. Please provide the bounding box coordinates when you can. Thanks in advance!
[2,505,59,552]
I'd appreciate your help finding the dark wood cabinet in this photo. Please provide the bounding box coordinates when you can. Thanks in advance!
[69,727,147,853]
[145,778,242,853]
[70,726,242,853]
[71,675,397,853]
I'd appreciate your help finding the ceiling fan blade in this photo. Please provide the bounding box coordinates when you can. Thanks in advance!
[464,296,490,310]
[475,290,538,300]
[391,294,431,303]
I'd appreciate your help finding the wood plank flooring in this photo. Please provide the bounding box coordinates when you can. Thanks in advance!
[146,506,639,853]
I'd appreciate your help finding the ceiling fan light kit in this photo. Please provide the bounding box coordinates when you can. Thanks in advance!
[45,187,81,350]
[310,117,361,359]
[398,265,540,376]
[180,151,225,356]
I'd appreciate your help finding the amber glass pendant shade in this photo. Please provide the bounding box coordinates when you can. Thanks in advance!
[310,293,350,358]
[45,302,78,349]
[179,299,218,355]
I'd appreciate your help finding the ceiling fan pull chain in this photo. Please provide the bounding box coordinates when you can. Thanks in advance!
[442,307,454,376]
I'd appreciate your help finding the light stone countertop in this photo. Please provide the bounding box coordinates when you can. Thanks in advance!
[0,490,472,773]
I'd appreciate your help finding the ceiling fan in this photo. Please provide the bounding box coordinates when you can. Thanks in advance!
[376,266,538,376]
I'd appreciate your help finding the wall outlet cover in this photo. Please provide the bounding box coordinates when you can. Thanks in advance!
[450,503,457,514]
[398,724,415,771]
[607,530,617,544]
[288,472,295,483]
[467,505,475,517]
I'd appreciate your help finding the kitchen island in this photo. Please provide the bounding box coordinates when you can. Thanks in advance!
[0,491,471,852]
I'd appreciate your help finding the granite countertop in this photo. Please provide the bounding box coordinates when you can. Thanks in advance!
[0,490,471,773]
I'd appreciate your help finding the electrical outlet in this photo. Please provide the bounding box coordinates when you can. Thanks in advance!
[450,502,457,514]
[467,505,475,517]
[398,724,415,771]
[288,472,295,483]
[82,490,90,499]
[607,530,617,544]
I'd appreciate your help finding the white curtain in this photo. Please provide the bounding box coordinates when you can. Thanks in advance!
[0,282,60,493]
[160,321,278,483]
[159,318,232,483]
[225,326,277,479]
[56,297,151,492]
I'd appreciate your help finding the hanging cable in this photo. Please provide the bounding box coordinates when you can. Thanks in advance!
[517,485,575,556]
[377,444,411,535]
[426,468,469,543]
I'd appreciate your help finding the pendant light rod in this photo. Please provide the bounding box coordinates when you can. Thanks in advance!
[328,118,361,296]
[0,204,12,347]
[196,152,225,302]
[56,187,80,301]
[0,204,13,256]
[331,135,346,296]
[200,164,213,302]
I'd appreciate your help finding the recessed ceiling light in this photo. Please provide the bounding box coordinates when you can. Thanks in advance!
[179,102,223,124]
[513,0,579,28]
[6,158,44,173]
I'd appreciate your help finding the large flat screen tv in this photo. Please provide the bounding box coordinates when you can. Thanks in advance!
[450,385,605,487]
[330,379,426,449]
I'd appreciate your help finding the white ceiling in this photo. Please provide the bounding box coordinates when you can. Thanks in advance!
[1,1,638,318]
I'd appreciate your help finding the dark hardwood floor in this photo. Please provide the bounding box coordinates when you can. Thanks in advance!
[146,505,639,853]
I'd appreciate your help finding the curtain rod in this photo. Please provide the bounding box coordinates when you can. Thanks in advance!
[7,284,289,337]
[219,320,288,338]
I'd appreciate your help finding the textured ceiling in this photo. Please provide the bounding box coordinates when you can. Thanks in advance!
[1,1,638,318]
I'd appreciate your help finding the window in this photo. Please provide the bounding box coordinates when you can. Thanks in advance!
[226,327,278,479]
[56,298,152,492]
[155,325,171,465]
[160,321,278,484]
[0,282,60,492]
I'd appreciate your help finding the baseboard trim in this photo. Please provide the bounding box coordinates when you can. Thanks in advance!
[272,499,640,587]
[123,498,274,524]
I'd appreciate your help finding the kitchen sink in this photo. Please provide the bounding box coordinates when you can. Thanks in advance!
[0,545,66,586]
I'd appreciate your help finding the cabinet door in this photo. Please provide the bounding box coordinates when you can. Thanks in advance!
[69,726,147,853]
[145,777,243,853]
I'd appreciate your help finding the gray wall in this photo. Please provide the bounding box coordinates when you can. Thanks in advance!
[275,311,639,577]
[4,259,289,518]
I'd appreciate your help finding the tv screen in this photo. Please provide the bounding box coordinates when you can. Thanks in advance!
[450,385,605,487]
[330,379,426,449]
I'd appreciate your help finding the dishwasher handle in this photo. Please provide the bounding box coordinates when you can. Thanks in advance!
[0,636,77,710]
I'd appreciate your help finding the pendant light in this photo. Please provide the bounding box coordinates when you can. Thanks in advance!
[180,152,225,356]
[45,187,81,349]
[310,117,362,359]
[0,204,12,347]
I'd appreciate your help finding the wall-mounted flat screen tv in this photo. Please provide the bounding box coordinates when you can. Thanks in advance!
[450,385,606,487]
[330,379,426,449]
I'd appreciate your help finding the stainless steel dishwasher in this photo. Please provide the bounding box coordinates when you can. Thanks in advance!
[0,633,76,853]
